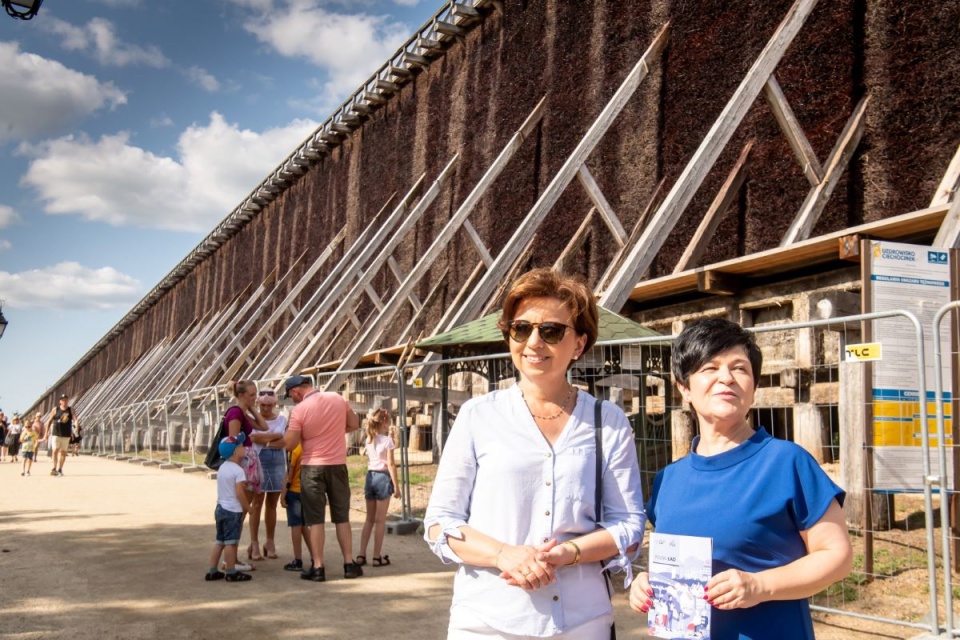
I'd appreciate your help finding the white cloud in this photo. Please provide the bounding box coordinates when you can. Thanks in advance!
[19,112,319,233]
[42,16,170,68]
[0,240,10,252]
[0,205,19,229]
[393,0,420,5]
[184,66,221,92]
[150,115,174,128]
[0,42,127,142]
[0,262,142,310]
[242,1,410,101]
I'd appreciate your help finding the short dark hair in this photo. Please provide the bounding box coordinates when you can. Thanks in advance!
[497,268,599,351]
[671,318,762,387]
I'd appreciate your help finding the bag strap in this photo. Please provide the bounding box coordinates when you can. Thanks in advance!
[594,398,603,523]
[594,398,615,597]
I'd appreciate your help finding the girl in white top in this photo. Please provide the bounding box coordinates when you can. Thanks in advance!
[355,408,400,567]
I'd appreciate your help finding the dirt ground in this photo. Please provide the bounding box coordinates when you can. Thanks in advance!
[0,454,931,639]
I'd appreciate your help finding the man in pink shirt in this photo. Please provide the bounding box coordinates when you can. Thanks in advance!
[283,375,362,582]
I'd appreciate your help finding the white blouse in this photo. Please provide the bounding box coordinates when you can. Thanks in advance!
[424,384,646,637]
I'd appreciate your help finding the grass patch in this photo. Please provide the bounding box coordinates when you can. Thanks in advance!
[816,548,920,604]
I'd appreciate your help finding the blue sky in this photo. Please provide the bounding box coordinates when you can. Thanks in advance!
[0,0,440,415]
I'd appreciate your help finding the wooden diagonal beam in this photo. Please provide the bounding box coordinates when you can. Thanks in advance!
[764,75,823,185]
[780,95,869,246]
[601,2,818,311]
[577,165,627,245]
[674,140,754,273]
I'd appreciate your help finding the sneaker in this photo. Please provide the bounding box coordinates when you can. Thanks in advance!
[50,469,57,476]
[301,566,325,582]
[204,570,225,581]
[344,562,363,579]
[20,472,24,476]
[56,469,63,476]
[224,572,252,582]
[283,559,303,572]
[220,561,254,572]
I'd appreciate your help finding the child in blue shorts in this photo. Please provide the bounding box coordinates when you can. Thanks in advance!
[206,433,252,583]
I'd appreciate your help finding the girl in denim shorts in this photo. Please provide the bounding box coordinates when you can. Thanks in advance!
[355,408,400,567]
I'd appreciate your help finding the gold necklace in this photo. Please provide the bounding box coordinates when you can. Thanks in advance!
[525,386,576,420]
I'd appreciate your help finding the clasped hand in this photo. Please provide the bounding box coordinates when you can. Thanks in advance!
[630,568,765,613]
[496,539,575,591]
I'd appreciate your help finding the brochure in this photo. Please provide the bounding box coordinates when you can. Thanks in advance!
[647,532,713,640]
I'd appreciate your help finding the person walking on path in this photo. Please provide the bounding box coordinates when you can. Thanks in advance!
[206,433,253,583]
[283,374,363,582]
[355,408,400,568]
[5,413,22,463]
[47,394,74,476]
[0,410,8,462]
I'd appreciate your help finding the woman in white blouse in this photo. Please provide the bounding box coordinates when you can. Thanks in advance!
[424,268,646,639]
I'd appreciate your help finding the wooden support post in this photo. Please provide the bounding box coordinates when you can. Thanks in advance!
[674,141,753,273]
[933,172,960,248]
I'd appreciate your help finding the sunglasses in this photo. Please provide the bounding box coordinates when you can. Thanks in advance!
[258,390,275,396]
[505,320,571,345]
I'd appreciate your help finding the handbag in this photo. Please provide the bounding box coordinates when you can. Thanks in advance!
[594,398,617,640]
[204,415,228,470]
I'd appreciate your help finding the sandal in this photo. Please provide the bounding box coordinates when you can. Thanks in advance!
[372,555,391,567]
[263,540,278,559]
[354,555,366,566]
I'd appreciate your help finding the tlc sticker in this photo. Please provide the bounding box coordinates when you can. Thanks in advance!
[844,343,882,362]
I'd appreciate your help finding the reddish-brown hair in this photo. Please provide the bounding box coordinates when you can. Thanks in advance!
[497,268,599,351]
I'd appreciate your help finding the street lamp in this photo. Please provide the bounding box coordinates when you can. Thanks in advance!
[0,302,7,340]
[3,0,42,20]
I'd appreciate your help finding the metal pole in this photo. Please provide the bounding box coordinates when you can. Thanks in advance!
[397,365,411,522]
[933,301,958,635]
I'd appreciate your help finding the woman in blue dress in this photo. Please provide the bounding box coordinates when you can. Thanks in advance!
[630,318,852,640]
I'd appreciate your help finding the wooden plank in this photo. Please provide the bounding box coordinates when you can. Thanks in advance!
[554,207,598,272]
[462,219,495,267]
[674,140,753,273]
[400,52,430,69]
[763,75,823,185]
[387,255,423,311]
[839,234,861,261]
[601,1,818,311]
[931,143,960,207]
[435,21,466,37]
[450,24,669,328]
[933,182,960,248]
[598,177,667,292]
[697,270,744,295]
[577,165,627,245]
[780,95,869,246]
[625,203,949,304]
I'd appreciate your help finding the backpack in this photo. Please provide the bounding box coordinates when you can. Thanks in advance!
[203,414,228,470]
